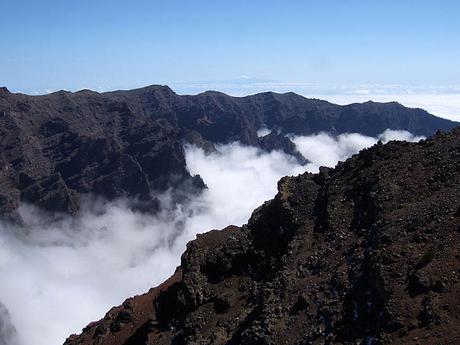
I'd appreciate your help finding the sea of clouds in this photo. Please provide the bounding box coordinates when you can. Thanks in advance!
[0,130,423,345]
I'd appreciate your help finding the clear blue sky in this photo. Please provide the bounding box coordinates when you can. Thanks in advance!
[1,0,459,93]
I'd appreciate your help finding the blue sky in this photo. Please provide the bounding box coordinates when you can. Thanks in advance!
[1,0,459,94]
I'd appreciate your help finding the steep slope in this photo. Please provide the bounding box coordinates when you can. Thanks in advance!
[65,128,460,345]
[0,85,458,216]
[0,86,203,216]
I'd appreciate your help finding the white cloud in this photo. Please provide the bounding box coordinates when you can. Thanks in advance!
[290,129,423,170]
[290,133,376,168]
[378,129,425,142]
[349,89,371,95]
[256,127,271,137]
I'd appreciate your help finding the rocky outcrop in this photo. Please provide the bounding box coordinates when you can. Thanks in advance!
[65,128,460,344]
[0,85,458,216]
[258,130,307,164]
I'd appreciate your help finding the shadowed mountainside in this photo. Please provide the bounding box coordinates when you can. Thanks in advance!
[0,85,458,215]
[65,128,460,345]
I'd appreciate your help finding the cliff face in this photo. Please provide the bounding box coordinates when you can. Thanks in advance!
[65,129,460,345]
[0,86,204,216]
[0,85,458,216]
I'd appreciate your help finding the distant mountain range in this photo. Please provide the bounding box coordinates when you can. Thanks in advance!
[0,85,458,215]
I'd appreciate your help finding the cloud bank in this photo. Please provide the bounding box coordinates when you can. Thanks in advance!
[290,129,425,169]
[0,130,423,345]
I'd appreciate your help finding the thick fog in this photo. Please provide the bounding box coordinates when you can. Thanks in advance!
[0,130,423,345]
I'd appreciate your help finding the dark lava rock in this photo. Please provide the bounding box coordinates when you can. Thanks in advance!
[1,85,458,216]
[65,128,460,345]
[20,173,80,213]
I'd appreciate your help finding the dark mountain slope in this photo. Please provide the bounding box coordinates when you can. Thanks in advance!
[65,128,460,345]
[0,85,457,215]
[0,86,204,215]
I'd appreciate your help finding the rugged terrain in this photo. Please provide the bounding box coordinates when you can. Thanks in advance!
[65,129,460,345]
[0,85,458,215]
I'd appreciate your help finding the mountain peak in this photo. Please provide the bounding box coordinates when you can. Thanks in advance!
[134,84,176,94]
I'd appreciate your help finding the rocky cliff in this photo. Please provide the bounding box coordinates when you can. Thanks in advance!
[65,129,460,345]
[0,85,458,216]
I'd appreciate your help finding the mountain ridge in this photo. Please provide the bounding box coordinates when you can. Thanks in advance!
[4,85,449,116]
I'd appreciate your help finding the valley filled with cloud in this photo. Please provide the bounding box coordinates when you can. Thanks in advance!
[0,130,424,345]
